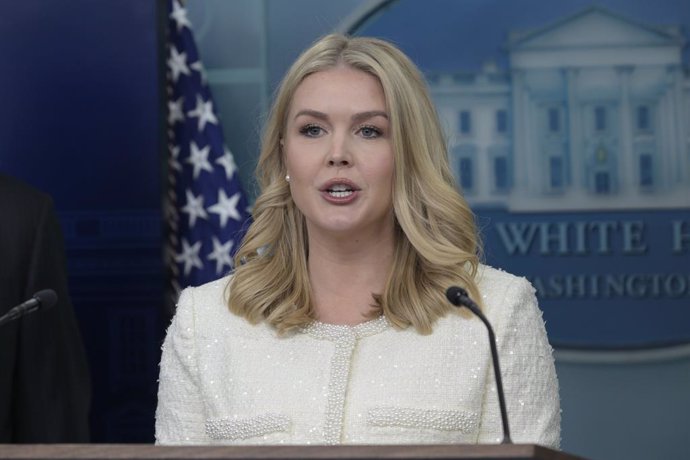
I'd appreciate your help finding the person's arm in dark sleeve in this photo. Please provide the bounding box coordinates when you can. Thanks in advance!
[13,196,91,442]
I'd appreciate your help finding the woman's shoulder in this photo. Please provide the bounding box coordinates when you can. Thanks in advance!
[476,264,534,296]
[474,263,538,320]
[173,275,275,338]
[476,263,527,286]
[178,276,230,309]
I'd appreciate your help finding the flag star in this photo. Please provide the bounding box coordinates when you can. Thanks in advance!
[216,147,238,179]
[168,46,190,82]
[187,95,218,132]
[190,61,208,85]
[208,189,242,227]
[168,97,185,124]
[169,145,182,171]
[169,0,192,31]
[207,236,235,275]
[175,238,203,276]
[180,189,208,228]
[186,141,214,179]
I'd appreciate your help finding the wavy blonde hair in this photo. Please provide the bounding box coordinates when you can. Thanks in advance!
[228,34,481,334]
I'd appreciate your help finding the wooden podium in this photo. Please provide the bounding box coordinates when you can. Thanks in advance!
[0,444,587,459]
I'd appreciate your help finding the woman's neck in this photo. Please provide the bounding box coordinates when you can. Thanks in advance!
[307,230,394,326]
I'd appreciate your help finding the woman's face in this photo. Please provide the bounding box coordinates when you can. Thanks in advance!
[283,65,395,240]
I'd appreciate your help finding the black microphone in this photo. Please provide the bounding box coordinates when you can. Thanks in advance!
[0,289,58,328]
[446,286,512,444]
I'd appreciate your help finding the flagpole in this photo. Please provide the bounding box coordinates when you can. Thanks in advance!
[158,0,178,317]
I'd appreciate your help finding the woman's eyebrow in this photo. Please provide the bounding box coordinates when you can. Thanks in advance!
[293,109,388,123]
[351,110,388,123]
[293,109,328,121]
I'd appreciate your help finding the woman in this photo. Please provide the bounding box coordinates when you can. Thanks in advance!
[156,34,560,447]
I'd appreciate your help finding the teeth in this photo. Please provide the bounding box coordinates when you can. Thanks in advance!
[328,190,353,198]
[325,183,354,198]
[328,184,351,192]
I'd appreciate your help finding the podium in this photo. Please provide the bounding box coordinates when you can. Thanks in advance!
[0,444,587,459]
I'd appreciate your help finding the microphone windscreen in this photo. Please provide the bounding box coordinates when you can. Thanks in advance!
[33,289,58,311]
[445,286,469,305]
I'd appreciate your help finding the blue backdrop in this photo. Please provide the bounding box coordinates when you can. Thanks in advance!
[0,0,163,442]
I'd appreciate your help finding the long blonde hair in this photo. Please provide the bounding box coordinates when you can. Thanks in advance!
[228,34,480,334]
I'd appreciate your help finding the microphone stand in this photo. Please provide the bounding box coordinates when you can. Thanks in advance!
[446,286,512,444]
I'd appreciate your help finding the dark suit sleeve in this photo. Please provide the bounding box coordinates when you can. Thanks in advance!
[12,196,91,442]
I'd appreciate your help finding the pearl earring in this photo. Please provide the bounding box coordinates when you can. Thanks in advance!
[285,174,291,182]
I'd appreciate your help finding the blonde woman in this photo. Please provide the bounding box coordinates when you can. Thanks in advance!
[156,34,560,447]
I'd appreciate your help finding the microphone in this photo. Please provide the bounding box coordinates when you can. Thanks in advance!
[446,286,512,444]
[0,289,58,328]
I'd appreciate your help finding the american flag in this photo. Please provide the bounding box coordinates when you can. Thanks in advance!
[164,0,251,303]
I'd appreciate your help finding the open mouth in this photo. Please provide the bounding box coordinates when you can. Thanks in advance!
[326,184,354,198]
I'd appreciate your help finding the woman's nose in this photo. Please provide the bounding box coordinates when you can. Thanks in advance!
[326,135,352,167]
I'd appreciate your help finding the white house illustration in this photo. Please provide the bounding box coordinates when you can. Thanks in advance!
[430,6,689,211]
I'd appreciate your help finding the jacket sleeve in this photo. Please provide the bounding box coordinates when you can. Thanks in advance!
[477,276,561,449]
[155,287,210,444]
[14,196,91,442]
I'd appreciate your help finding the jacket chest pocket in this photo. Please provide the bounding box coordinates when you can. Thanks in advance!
[367,406,479,442]
[205,413,291,441]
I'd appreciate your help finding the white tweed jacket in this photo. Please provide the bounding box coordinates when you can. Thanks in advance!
[155,264,560,448]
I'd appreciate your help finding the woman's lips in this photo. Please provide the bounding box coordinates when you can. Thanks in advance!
[320,179,360,204]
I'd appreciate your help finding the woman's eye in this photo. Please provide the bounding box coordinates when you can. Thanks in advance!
[358,125,382,138]
[299,124,324,137]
